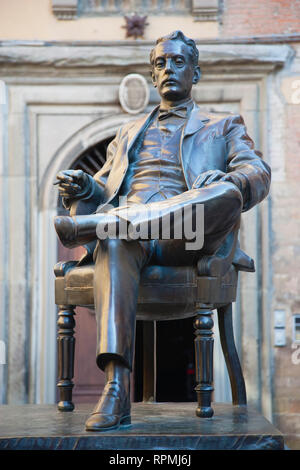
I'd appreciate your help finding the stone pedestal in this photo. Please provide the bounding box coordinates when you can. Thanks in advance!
[0,402,284,450]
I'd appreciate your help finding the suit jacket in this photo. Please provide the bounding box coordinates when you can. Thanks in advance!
[80,103,271,215]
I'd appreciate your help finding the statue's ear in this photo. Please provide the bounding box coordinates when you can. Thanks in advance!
[151,70,157,88]
[193,66,201,84]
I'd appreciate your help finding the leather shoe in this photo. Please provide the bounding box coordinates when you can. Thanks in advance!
[85,380,131,432]
[54,216,79,248]
[54,214,120,248]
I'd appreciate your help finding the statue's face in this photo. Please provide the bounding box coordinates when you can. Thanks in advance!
[151,40,200,103]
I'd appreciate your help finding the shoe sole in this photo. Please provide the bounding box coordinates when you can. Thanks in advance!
[120,415,131,426]
[85,415,131,432]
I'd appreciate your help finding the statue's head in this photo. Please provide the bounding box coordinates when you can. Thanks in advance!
[150,31,201,103]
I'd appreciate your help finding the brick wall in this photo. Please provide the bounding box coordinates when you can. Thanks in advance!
[222,0,300,36]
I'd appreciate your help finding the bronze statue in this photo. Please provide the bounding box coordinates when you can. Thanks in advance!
[54,31,271,432]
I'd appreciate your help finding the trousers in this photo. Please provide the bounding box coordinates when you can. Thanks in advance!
[93,182,243,371]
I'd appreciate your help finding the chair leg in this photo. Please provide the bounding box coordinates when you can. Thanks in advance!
[142,321,156,402]
[57,304,76,411]
[194,308,214,418]
[217,303,247,405]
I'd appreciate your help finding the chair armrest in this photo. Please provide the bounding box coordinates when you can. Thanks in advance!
[232,247,255,272]
[196,217,255,276]
[54,261,78,278]
[197,255,230,277]
[197,222,239,277]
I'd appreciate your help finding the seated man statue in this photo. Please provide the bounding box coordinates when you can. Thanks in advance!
[54,31,271,432]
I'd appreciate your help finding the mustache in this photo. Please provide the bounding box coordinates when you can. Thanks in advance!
[162,78,178,85]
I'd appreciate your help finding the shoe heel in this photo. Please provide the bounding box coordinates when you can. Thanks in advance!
[120,415,131,426]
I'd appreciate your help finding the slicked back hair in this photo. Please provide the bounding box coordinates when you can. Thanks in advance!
[150,30,199,69]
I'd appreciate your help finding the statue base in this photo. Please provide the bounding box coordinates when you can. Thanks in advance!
[0,402,284,450]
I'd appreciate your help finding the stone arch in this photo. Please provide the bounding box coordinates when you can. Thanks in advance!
[39,113,137,212]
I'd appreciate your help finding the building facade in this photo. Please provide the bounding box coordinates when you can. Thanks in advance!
[0,0,299,449]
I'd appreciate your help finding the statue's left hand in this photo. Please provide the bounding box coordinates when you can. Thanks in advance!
[192,169,226,189]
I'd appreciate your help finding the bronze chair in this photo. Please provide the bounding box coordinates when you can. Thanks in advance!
[54,218,254,418]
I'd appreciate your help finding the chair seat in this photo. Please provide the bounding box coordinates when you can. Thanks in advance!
[55,261,239,320]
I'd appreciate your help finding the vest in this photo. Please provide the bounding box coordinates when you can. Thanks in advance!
[119,113,188,205]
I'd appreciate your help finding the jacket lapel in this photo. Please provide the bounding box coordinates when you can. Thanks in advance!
[102,106,159,207]
[127,105,160,153]
[180,104,210,187]
[183,103,210,136]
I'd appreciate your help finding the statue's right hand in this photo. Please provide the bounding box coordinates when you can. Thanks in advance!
[54,169,90,198]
